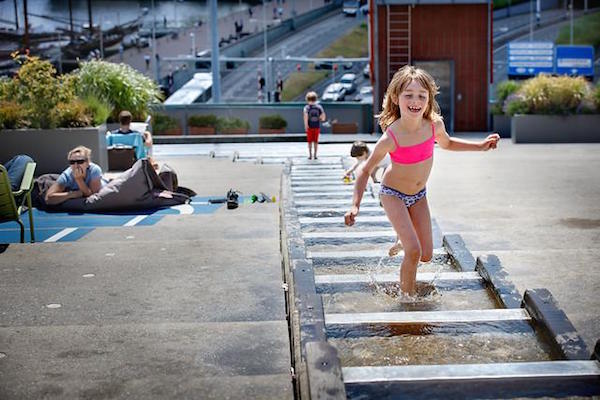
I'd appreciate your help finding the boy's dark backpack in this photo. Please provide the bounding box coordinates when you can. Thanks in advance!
[307,105,322,128]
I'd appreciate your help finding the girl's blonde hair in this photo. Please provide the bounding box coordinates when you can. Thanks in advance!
[377,65,442,132]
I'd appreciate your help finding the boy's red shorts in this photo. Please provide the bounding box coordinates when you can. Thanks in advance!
[306,127,320,143]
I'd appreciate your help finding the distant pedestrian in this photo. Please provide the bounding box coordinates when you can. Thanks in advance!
[303,91,326,160]
[118,43,124,61]
[248,6,253,17]
[274,73,283,102]
[163,16,167,27]
[144,54,150,70]
[257,73,265,90]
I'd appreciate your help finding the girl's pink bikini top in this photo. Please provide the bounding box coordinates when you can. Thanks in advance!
[387,122,435,164]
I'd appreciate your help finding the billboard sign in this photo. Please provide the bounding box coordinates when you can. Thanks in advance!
[555,45,595,77]
[508,41,554,77]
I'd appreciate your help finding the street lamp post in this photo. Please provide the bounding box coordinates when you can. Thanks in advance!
[570,0,574,44]
[262,0,269,102]
[190,32,195,55]
[151,0,158,81]
[210,0,221,102]
[529,0,533,41]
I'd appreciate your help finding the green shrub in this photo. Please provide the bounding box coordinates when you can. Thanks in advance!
[151,113,179,133]
[492,80,521,115]
[259,114,287,129]
[188,114,218,128]
[505,94,530,116]
[0,101,26,129]
[594,84,600,112]
[519,74,589,115]
[216,116,250,131]
[51,99,92,128]
[76,60,162,122]
[11,55,67,128]
[82,95,112,126]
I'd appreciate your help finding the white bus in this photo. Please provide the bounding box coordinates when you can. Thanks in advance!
[164,72,212,104]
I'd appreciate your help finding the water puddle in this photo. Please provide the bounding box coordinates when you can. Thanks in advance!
[322,284,497,314]
[330,328,552,367]
[312,254,453,273]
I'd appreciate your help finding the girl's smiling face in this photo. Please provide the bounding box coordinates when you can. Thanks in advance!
[397,79,429,118]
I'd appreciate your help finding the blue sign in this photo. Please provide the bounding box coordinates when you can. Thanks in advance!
[508,41,554,77]
[555,45,595,77]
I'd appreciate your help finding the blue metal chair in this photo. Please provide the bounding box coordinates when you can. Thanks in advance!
[0,162,36,243]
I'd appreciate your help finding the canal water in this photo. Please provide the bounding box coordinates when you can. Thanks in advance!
[1,0,249,32]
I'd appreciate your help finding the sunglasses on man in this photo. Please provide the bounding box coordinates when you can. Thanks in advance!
[68,159,86,165]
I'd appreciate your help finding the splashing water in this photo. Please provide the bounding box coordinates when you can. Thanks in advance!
[368,254,388,294]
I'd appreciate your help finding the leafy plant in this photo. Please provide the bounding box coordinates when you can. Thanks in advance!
[51,99,92,128]
[492,80,521,115]
[259,114,287,129]
[151,113,179,133]
[82,95,112,126]
[76,60,163,122]
[0,101,26,129]
[10,55,66,128]
[504,94,530,116]
[188,114,218,128]
[593,83,600,112]
[216,116,250,131]
[517,74,589,115]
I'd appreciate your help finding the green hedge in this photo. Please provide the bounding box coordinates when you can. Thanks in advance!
[259,114,287,129]
[188,114,218,128]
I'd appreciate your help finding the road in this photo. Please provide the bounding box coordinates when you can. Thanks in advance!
[221,13,367,102]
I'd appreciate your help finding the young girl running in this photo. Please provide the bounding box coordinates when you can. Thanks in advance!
[344,66,499,296]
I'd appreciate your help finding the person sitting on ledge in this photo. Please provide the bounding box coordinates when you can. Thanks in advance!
[45,146,105,205]
[110,110,153,159]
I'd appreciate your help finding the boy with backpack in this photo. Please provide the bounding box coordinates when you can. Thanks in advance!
[303,91,326,160]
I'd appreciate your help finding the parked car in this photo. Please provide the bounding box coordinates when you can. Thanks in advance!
[363,63,370,79]
[314,56,353,70]
[343,1,359,16]
[354,85,373,103]
[339,73,357,94]
[321,83,347,102]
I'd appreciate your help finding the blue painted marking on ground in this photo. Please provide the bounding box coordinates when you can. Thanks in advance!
[0,196,226,243]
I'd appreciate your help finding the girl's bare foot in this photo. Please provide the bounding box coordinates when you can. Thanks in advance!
[388,240,403,257]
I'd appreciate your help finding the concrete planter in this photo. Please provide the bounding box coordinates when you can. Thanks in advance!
[492,115,511,138]
[159,127,183,136]
[511,115,600,143]
[189,126,216,135]
[0,124,108,174]
[332,122,358,134]
[258,128,286,134]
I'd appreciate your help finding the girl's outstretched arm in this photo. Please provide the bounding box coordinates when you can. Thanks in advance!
[434,120,500,151]
[345,135,393,226]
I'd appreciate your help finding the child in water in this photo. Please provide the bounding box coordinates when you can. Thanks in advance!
[344,65,499,296]
[344,141,390,183]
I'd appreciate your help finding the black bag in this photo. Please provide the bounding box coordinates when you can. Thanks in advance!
[226,189,239,210]
[108,146,136,171]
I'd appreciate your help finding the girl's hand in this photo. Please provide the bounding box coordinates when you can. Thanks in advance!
[480,134,500,151]
[344,206,359,226]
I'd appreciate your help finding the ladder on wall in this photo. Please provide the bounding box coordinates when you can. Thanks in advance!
[387,5,411,81]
